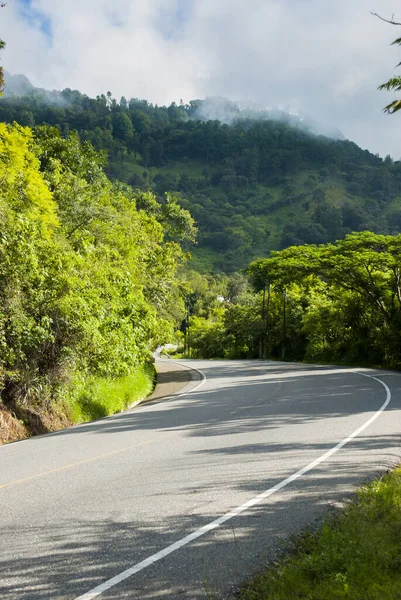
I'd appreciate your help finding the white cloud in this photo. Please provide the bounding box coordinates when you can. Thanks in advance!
[2,0,401,156]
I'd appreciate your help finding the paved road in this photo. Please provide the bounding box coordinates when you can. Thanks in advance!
[1,360,401,600]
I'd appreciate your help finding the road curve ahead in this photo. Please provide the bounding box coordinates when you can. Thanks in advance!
[1,360,401,600]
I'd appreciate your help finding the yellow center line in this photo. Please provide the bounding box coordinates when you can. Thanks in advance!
[0,439,154,491]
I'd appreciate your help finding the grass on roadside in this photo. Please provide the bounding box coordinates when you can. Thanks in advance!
[0,363,157,445]
[239,466,401,600]
[67,362,156,423]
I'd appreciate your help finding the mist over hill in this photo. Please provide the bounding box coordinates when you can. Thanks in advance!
[1,75,400,272]
[3,72,35,97]
[4,71,68,105]
[3,72,343,138]
[181,96,344,140]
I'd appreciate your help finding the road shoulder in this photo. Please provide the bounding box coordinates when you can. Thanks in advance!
[143,359,202,404]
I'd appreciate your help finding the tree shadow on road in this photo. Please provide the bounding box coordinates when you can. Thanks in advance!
[35,366,400,443]
[1,362,400,599]
[1,435,400,600]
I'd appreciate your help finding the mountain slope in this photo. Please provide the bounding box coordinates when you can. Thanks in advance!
[1,81,400,271]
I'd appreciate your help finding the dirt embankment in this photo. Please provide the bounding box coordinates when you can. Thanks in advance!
[0,405,29,444]
[0,402,73,445]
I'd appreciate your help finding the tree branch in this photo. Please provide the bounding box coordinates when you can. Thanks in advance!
[371,12,401,26]
[393,267,401,306]
[66,217,94,239]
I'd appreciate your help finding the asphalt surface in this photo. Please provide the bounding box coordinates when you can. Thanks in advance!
[1,360,401,600]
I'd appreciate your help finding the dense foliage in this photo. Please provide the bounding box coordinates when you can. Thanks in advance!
[187,232,401,369]
[2,86,401,271]
[0,123,194,424]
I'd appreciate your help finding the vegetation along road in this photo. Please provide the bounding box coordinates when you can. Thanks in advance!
[1,359,400,599]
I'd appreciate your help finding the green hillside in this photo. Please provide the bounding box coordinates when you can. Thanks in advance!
[2,87,401,271]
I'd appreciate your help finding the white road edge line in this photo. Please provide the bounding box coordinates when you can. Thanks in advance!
[74,370,391,600]
[169,360,207,399]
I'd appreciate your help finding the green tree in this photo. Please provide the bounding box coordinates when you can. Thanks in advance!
[112,111,134,143]
[249,232,401,366]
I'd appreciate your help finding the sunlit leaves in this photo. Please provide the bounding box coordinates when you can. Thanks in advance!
[0,123,58,232]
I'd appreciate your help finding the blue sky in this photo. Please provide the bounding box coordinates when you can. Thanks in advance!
[155,0,195,40]
[18,0,52,43]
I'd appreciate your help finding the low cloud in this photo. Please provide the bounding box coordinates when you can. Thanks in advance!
[2,0,401,157]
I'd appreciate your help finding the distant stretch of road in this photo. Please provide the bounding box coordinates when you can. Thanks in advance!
[1,360,400,599]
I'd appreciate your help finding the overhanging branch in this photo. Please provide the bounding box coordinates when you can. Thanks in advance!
[371,12,401,26]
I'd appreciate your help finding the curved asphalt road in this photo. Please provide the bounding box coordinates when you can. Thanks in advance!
[1,360,401,600]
